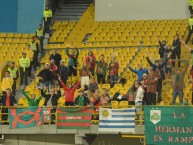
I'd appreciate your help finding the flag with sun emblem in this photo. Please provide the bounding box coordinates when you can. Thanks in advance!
[99,108,135,133]
[8,107,43,129]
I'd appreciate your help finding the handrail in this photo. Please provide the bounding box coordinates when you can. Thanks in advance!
[0,105,145,125]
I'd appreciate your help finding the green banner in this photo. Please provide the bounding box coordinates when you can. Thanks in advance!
[57,106,94,130]
[8,107,43,129]
[144,106,193,145]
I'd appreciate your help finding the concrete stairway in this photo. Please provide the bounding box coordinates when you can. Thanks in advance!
[55,4,90,21]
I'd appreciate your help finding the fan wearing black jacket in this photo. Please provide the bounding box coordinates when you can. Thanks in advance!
[146,52,171,103]
[158,39,167,60]
[41,87,61,123]
[172,34,181,68]
[0,88,17,123]
[49,49,62,68]
[37,63,53,91]
[58,60,69,86]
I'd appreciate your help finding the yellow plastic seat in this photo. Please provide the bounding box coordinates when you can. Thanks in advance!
[0,33,6,38]
[111,101,119,109]
[4,38,12,43]
[14,33,21,38]
[119,101,129,108]
[0,38,4,43]
[7,33,14,38]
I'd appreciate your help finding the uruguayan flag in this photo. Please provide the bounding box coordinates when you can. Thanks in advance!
[99,108,135,133]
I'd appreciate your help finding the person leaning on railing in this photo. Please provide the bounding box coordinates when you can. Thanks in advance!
[58,76,81,106]
[93,88,111,107]
[41,86,61,124]
[21,85,42,106]
[74,89,90,106]
[0,88,17,124]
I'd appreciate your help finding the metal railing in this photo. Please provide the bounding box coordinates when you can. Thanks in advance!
[0,105,144,125]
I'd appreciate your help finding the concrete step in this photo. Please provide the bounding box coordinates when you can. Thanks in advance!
[55,15,81,19]
[55,18,79,21]
[60,4,90,9]
[56,12,83,16]
[57,9,86,13]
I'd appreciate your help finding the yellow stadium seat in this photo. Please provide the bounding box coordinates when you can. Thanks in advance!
[0,38,4,43]
[14,33,21,38]
[4,38,12,43]
[111,101,119,109]
[0,33,6,38]
[21,33,29,38]
[119,101,129,108]
[7,33,14,37]
[12,38,20,44]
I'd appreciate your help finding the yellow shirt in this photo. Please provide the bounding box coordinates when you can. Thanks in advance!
[1,77,13,91]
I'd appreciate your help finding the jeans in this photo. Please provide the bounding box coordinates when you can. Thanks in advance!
[42,81,52,91]
[68,65,77,76]
[171,52,181,68]
[44,18,51,34]
[110,74,118,88]
[12,79,17,95]
[135,102,142,120]
[39,37,44,54]
[142,91,147,105]
[172,89,183,105]
[33,51,38,70]
[90,67,95,76]
[20,67,29,85]
[157,79,162,103]
[97,74,105,84]
[146,92,156,105]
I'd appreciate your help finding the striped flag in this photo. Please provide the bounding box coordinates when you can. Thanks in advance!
[57,106,93,129]
[99,108,135,133]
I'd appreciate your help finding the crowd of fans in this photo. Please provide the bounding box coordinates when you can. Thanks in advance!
[1,4,193,124]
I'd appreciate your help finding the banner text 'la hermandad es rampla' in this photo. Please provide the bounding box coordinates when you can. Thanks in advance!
[144,106,193,145]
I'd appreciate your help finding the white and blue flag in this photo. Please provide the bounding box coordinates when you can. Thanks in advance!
[99,108,135,133]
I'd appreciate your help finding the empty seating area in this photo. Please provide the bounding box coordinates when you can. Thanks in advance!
[88,19,188,46]
[49,21,77,43]
[0,33,35,65]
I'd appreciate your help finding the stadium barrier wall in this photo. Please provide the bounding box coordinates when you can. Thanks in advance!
[0,0,45,33]
[0,0,18,32]
[95,0,189,21]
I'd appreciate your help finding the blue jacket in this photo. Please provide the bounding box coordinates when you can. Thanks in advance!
[129,67,148,80]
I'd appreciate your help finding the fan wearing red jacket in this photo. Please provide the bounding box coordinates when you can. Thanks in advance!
[58,76,80,106]
[85,50,96,76]
[109,57,119,88]
[49,59,58,79]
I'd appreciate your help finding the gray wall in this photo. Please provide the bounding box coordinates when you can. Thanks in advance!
[95,0,189,21]
[4,135,75,145]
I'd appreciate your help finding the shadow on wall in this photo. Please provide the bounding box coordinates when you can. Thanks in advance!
[17,0,45,33]
[0,0,18,32]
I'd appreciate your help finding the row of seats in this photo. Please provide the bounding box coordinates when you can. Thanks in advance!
[0,33,35,38]
[0,38,33,44]
[49,21,77,43]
